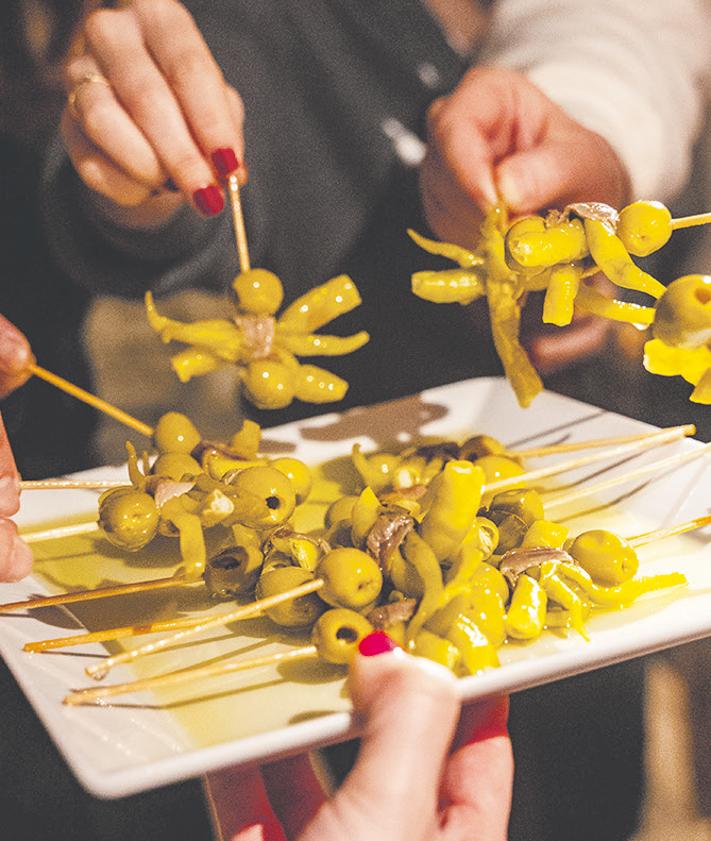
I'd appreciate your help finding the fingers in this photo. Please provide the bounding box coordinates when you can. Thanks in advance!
[0,315,33,399]
[65,0,245,215]
[527,316,612,375]
[0,520,32,583]
[61,110,155,207]
[261,754,327,838]
[0,415,31,583]
[425,91,498,213]
[495,116,630,214]
[440,698,513,841]
[204,767,287,841]
[301,645,461,841]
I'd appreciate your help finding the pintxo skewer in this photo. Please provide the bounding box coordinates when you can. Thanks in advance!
[7,425,694,617]
[544,440,711,512]
[62,512,710,706]
[78,439,709,683]
[26,447,711,653]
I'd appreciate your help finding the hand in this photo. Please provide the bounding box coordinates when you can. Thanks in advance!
[207,638,512,841]
[420,66,630,373]
[0,315,33,581]
[420,66,630,245]
[62,0,244,222]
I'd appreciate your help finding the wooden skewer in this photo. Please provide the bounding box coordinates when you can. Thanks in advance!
[0,575,196,613]
[25,613,224,653]
[21,521,99,544]
[85,578,323,680]
[227,174,250,274]
[29,364,154,439]
[628,513,711,548]
[19,426,695,493]
[31,493,711,652]
[10,422,692,616]
[62,509,711,703]
[670,211,711,231]
[79,431,696,681]
[64,645,316,706]
[485,424,693,494]
[20,479,126,491]
[506,424,695,459]
[545,441,711,511]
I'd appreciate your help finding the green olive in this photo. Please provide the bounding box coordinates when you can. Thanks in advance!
[474,455,525,485]
[568,529,639,586]
[458,434,506,460]
[317,547,383,609]
[228,465,296,528]
[153,411,202,455]
[98,488,159,551]
[152,452,202,481]
[325,495,359,528]
[255,567,325,627]
[617,201,672,257]
[653,275,711,348]
[310,608,373,664]
[243,360,296,409]
[232,268,284,315]
[203,544,263,599]
[270,457,313,505]
[486,489,543,553]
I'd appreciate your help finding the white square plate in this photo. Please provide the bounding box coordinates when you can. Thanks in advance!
[1,377,710,799]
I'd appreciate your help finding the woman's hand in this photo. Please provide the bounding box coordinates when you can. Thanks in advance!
[420,66,630,245]
[0,315,33,581]
[62,0,244,222]
[207,635,512,841]
[419,66,631,375]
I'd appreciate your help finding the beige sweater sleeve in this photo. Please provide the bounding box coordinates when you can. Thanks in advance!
[480,0,710,201]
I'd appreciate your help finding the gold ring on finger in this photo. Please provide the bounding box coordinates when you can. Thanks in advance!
[67,72,111,121]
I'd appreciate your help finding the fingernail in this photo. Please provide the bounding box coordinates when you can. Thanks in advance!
[193,185,224,216]
[358,631,399,657]
[496,170,523,211]
[211,148,240,178]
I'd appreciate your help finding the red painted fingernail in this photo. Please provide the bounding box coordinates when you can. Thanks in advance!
[211,148,239,178]
[358,631,399,657]
[193,185,224,216]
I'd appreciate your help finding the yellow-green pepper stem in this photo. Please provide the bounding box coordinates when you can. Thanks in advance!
[420,461,485,562]
[583,219,666,299]
[411,269,486,305]
[505,574,547,640]
[276,330,370,357]
[543,263,582,327]
[277,274,362,333]
[407,228,484,268]
[445,615,499,674]
[403,531,444,643]
[575,284,655,326]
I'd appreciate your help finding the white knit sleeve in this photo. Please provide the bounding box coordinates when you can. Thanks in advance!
[479,0,710,201]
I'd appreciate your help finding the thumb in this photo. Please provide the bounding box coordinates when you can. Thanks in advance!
[301,634,461,841]
[495,137,582,215]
